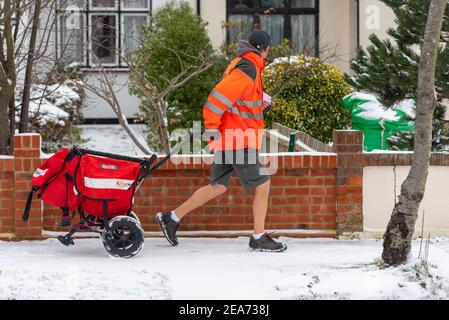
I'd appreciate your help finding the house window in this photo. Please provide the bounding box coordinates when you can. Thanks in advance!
[58,0,151,67]
[227,0,319,56]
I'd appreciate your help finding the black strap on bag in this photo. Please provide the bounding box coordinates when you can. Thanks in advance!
[22,186,38,221]
[60,173,74,227]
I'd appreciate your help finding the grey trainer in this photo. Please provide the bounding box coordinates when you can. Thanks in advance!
[156,212,180,246]
[249,233,287,252]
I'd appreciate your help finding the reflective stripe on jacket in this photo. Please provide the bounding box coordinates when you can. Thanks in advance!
[203,50,266,151]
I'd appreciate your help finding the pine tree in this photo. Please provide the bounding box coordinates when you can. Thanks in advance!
[346,0,449,151]
[388,103,449,151]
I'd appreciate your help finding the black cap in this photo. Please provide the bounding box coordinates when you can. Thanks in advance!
[248,30,272,50]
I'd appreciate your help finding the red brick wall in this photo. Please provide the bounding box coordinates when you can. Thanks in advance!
[333,130,364,234]
[0,131,379,240]
[13,135,43,239]
[0,157,14,236]
[40,154,337,235]
[131,155,337,233]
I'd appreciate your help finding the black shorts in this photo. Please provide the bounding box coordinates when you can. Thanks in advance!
[210,149,270,190]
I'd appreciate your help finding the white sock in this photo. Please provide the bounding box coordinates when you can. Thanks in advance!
[170,211,180,223]
[253,232,265,240]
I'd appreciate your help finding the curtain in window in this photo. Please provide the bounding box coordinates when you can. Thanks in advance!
[291,0,315,8]
[122,0,148,9]
[260,0,284,9]
[91,15,117,64]
[228,15,254,42]
[291,15,315,55]
[122,15,147,51]
[91,0,116,8]
[230,0,253,10]
[260,15,284,46]
[60,15,84,64]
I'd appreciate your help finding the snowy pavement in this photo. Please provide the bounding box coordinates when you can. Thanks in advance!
[78,124,151,156]
[1,237,449,300]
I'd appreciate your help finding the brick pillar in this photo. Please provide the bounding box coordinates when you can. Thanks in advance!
[14,134,43,239]
[0,157,15,238]
[333,130,364,235]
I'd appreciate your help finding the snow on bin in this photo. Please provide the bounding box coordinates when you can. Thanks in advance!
[342,93,415,151]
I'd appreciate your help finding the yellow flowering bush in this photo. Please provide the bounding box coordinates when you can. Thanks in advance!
[263,55,352,143]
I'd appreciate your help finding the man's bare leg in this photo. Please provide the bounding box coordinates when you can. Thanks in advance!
[174,184,228,220]
[156,184,227,246]
[249,179,287,252]
[252,180,270,234]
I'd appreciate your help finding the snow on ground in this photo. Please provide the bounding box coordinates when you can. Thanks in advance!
[1,237,449,300]
[78,124,151,156]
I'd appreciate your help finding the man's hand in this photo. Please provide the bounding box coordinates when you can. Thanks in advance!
[263,100,272,114]
[263,92,272,114]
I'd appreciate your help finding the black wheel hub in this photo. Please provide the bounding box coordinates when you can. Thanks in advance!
[101,216,144,258]
[109,227,136,251]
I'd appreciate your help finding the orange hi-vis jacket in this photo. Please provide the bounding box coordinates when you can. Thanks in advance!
[203,48,266,151]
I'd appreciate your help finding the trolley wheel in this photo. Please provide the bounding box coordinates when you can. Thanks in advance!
[128,211,141,224]
[101,216,144,259]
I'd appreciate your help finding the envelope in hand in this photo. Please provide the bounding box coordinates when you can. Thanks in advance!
[263,92,272,105]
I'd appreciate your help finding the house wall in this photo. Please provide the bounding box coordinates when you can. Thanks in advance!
[319,0,357,74]
[35,0,397,119]
[81,0,222,119]
[196,0,395,74]
[199,0,227,50]
[83,72,141,119]
[198,0,361,73]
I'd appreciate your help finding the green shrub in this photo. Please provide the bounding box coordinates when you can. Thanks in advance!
[130,0,226,148]
[266,39,293,65]
[263,55,352,143]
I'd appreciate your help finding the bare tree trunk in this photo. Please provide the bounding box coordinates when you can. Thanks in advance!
[155,100,170,154]
[116,113,153,155]
[382,0,447,266]
[0,0,16,154]
[0,85,13,154]
[110,87,153,155]
[76,57,153,155]
[0,63,10,152]
[19,0,41,133]
[9,93,16,149]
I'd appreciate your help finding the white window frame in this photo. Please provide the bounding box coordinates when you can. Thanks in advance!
[89,0,118,11]
[120,13,149,66]
[121,0,150,11]
[89,12,119,67]
[57,0,152,68]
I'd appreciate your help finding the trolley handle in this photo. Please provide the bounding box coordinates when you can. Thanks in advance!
[139,137,190,182]
[73,146,157,167]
